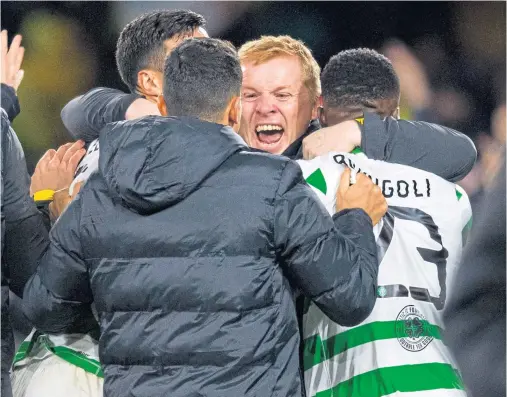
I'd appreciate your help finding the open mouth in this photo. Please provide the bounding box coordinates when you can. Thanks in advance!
[255,124,284,145]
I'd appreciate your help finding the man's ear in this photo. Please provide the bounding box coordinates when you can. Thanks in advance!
[157,94,168,116]
[319,105,327,128]
[392,106,400,119]
[137,69,163,98]
[228,96,242,131]
[311,96,322,120]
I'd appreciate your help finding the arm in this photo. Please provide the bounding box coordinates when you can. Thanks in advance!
[361,113,477,182]
[302,114,477,182]
[2,112,49,297]
[444,155,505,397]
[61,87,142,142]
[22,196,96,334]
[274,161,379,326]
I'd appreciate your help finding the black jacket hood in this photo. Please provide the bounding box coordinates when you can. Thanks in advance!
[99,116,247,214]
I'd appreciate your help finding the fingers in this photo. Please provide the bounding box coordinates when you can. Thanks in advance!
[1,31,7,83]
[302,145,311,160]
[50,142,73,165]
[8,34,22,57]
[7,35,23,76]
[371,185,388,226]
[15,69,24,89]
[1,31,24,89]
[355,172,372,187]
[301,137,312,160]
[14,45,25,73]
[42,141,85,171]
[1,30,7,60]
[338,168,351,195]
[68,147,86,173]
[35,149,57,169]
[61,140,85,164]
[302,132,324,160]
[372,184,383,195]
[41,149,57,162]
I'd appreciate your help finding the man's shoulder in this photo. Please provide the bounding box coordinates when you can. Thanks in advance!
[217,150,293,189]
[231,149,291,170]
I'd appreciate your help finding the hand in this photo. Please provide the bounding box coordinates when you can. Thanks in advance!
[30,140,86,196]
[382,40,431,110]
[48,181,83,221]
[125,98,161,120]
[303,120,361,159]
[49,188,73,221]
[1,30,25,92]
[336,168,387,225]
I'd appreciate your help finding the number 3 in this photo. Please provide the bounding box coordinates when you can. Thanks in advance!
[376,206,449,311]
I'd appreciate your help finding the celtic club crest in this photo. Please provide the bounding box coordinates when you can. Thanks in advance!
[395,305,434,352]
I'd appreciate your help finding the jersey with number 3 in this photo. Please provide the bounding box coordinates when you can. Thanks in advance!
[297,152,472,397]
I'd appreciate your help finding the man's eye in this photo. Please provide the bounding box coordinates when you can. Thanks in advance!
[275,93,291,99]
[242,93,258,100]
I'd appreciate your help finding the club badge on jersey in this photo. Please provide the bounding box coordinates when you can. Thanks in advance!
[297,152,472,397]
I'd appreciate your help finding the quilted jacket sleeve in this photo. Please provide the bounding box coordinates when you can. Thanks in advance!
[274,160,379,326]
[22,196,97,334]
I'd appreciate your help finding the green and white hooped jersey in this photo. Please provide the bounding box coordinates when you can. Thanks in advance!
[297,152,472,397]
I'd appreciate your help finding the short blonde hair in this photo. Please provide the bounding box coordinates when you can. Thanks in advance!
[238,35,321,102]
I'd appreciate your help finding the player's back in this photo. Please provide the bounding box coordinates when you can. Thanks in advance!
[298,152,472,397]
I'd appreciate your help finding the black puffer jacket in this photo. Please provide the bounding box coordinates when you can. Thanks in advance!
[23,116,378,397]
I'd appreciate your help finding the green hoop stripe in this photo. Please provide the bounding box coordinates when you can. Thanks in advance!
[304,320,443,371]
[12,332,103,378]
[314,362,464,397]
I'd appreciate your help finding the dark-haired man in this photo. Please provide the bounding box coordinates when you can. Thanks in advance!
[300,48,472,397]
[24,37,387,397]
[63,9,208,195]
[321,48,402,121]
[62,9,207,141]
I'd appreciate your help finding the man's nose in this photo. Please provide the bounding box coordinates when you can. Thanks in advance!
[255,94,277,115]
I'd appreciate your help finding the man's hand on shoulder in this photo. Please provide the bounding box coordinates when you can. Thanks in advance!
[336,168,387,225]
[125,98,161,120]
[31,140,86,196]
